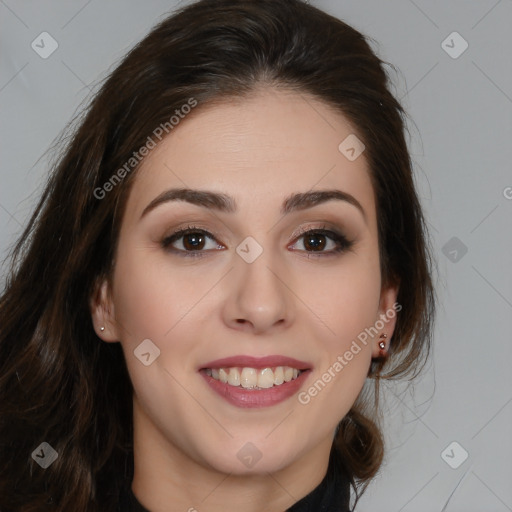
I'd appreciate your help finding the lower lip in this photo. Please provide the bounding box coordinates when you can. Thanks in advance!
[199,370,311,408]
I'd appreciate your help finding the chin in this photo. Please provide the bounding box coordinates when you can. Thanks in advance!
[214,440,300,475]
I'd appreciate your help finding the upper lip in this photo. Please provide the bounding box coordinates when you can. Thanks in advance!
[199,355,313,371]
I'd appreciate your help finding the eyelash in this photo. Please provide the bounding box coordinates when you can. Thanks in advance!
[160,224,354,258]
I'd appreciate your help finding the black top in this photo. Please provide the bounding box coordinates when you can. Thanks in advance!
[118,448,352,511]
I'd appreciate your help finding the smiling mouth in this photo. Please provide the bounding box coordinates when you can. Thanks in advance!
[202,366,306,389]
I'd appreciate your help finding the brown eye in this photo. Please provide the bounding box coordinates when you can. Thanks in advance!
[161,226,223,256]
[302,232,328,251]
[181,232,206,250]
[290,228,353,255]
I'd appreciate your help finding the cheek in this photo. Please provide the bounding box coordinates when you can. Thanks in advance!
[110,245,212,389]
[111,251,200,411]
[295,265,380,419]
[112,246,197,339]
[297,253,381,404]
[303,254,382,341]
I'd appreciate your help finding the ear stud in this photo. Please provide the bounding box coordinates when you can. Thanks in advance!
[378,333,387,351]
[100,326,105,332]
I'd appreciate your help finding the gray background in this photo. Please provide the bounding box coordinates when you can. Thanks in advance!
[1,1,511,510]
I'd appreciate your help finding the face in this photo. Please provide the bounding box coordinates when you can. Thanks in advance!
[91,87,397,476]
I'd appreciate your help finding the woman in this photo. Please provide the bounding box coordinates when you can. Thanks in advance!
[0,0,435,510]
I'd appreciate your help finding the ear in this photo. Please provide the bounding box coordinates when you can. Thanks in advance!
[90,278,121,342]
[370,279,400,358]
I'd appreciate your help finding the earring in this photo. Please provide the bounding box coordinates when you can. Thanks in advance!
[378,333,387,353]
[100,326,105,332]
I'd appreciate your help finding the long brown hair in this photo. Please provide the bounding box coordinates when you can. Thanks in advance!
[0,0,435,510]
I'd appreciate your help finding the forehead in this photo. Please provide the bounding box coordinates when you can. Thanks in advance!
[124,87,376,225]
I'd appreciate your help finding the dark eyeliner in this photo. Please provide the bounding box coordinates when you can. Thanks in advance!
[292,225,354,257]
[160,224,353,257]
[161,225,218,258]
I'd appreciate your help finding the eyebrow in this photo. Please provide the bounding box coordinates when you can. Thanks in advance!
[140,187,367,222]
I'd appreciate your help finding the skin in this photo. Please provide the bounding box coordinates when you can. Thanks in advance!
[91,87,398,512]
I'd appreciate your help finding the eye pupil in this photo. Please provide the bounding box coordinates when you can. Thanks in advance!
[183,233,205,250]
[304,233,326,251]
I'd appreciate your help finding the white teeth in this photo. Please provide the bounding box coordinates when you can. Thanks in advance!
[218,368,228,383]
[227,368,240,386]
[273,366,284,385]
[206,366,303,388]
[284,367,294,382]
[240,367,257,388]
[257,368,275,388]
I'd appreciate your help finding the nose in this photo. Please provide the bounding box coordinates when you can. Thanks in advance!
[221,248,295,335]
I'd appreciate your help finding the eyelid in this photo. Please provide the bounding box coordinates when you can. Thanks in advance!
[161,224,224,254]
[291,222,340,240]
[162,222,224,243]
[288,223,353,254]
